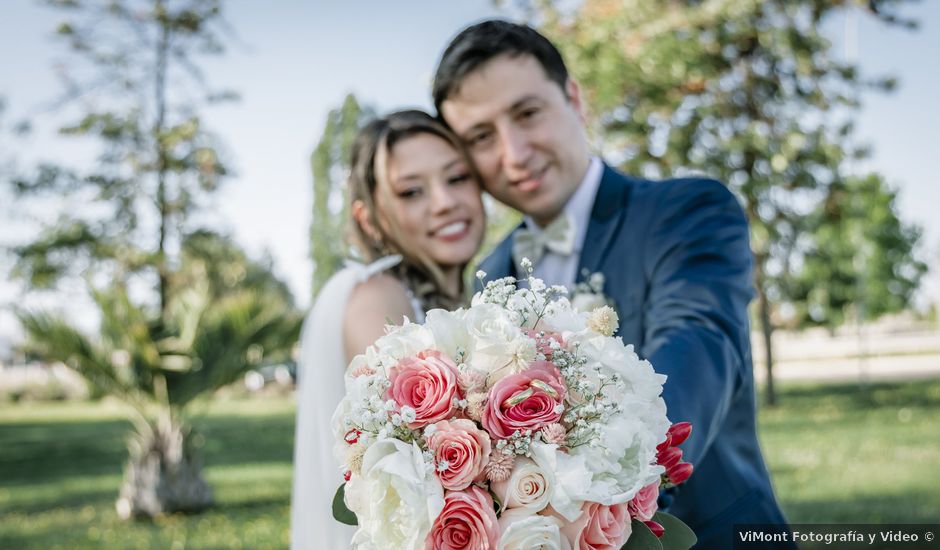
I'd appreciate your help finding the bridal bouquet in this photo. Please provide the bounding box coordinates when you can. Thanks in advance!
[332,261,696,550]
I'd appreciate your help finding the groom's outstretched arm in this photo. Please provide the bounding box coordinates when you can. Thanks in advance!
[640,178,755,466]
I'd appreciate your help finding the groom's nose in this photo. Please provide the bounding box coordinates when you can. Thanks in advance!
[498,123,533,172]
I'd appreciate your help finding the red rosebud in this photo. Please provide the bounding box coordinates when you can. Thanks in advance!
[667,422,692,447]
[656,434,672,453]
[657,446,683,469]
[645,520,665,538]
[344,429,361,445]
[343,470,352,481]
[667,462,693,486]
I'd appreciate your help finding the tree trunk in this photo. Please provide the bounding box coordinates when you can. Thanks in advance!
[154,0,170,319]
[115,415,213,519]
[753,257,777,407]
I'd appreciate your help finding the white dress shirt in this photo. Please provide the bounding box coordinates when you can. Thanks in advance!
[525,157,603,288]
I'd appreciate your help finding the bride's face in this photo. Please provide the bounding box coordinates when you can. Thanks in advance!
[376,133,484,268]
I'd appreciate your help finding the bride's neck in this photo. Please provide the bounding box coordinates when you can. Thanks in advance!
[441,266,462,298]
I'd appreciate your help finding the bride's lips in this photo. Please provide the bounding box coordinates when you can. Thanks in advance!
[431,220,472,242]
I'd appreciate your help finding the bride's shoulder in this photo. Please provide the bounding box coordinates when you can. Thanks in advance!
[342,266,415,359]
[346,271,411,317]
[343,255,412,318]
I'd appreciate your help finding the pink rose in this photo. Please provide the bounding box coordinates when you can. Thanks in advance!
[561,501,632,550]
[425,486,500,550]
[628,481,659,522]
[387,349,462,429]
[482,361,566,440]
[427,419,492,491]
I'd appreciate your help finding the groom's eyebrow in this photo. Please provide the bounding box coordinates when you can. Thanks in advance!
[456,94,545,142]
[461,95,543,137]
[511,95,540,110]
[509,96,548,116]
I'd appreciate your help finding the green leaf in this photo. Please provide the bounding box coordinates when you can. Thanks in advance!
[654,511,697,550]
[621,519,663,550]
[332,483,358,526]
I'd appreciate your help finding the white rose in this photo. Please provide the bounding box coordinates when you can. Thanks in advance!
[570,291,607,313]
[365,321,435,370]
[541,297,588,334]
[346,438,444,550]
[331,369,383,462]
[573,334,666,401]
[569,408,667,506]
[424,308,470,360]
[530,442,591,521]
[464,303,535,384]
[491,456,554,513]
[544,333,670,507]
[497,508,571,550]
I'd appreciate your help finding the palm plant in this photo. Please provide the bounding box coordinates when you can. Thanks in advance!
[18,231,302,518]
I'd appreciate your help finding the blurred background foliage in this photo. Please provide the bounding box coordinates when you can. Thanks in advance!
[4,0,301,519]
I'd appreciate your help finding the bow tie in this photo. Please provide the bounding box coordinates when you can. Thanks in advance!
[512,213,575,269]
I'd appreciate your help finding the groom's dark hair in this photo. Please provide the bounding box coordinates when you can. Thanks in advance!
[432,20,570,114]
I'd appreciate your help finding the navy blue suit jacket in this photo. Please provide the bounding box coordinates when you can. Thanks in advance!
[478,164,791,549]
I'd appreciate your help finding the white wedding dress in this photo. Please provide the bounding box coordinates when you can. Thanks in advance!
[290,255,423,550]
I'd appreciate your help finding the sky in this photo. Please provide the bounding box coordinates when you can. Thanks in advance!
[1,0,938,350]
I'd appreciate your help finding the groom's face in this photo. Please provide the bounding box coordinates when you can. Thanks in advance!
[440,54,592,227]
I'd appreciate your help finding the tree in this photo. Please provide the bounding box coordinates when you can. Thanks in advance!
[4,1,303,518]
[10,0,233,316]
[310,94,374,301]
[18,231,302,518]
[792,173,926,329]
[528,0,920,404]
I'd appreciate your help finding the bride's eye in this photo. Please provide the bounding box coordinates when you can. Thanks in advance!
[447,173,471,185]
[397,187,422,199]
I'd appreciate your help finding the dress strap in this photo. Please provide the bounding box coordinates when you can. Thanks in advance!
[344,255,403,283]
[342,255,423,321]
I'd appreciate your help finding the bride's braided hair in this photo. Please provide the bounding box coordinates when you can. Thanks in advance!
[345,110,481,312]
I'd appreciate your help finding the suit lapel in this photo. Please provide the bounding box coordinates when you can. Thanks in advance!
[481,164,632,287]
[577,164,632,282]
[476,222,524,290]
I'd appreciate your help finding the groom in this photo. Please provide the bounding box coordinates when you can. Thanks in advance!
[434,20,792,549]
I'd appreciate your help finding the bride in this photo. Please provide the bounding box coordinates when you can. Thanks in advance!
[290,110,486,549]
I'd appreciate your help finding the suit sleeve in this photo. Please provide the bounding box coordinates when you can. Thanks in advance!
[641,179,755,466]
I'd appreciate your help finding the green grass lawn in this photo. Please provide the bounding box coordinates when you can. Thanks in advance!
[1,379,938,548]
[0,397,296,549]
[759,378,940,524]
